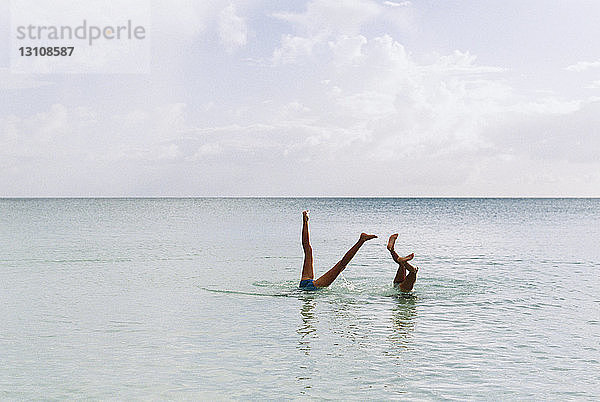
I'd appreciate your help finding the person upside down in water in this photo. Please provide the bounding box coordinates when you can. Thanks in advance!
[299,210,377,290]
[387,233,418,292]
[298,211,419,291]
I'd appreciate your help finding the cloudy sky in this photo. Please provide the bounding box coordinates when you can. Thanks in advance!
[1,0,600,196]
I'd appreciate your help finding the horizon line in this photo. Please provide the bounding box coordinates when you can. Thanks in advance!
[1,196,599,200]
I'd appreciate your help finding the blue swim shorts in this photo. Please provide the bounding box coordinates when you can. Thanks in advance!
[299,279,318,290]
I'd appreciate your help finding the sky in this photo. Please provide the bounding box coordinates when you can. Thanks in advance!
[1,0,600,197]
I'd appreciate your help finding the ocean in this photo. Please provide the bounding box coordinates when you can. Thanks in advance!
[1,198,599,399]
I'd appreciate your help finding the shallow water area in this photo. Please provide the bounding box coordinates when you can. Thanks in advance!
[1,198,599,399]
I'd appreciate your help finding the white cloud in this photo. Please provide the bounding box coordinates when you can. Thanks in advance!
[509,97,584,115]
[0,103,193,167]
[383,1,411,7]
[588,80,600,89]
[0,69,54,89]
[565,60,600,72]
[218,4,248,53]
[429,50,506,73]
[2,0,599,196]
[273,0,383,36]
[272,34,323,65]
[328,35,367,64]
[268,31,512,160]
[191,143,222,159]
[484,99,600,164]
[151,0,217,38]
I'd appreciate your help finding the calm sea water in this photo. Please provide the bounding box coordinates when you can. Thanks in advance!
[1,198,599,400]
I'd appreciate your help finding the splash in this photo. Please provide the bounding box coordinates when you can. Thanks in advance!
[339,272,356,291]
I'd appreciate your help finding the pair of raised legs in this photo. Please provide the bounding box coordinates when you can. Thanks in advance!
[300,211,418,291]
[387,233,418,292]
[300,210,377,288]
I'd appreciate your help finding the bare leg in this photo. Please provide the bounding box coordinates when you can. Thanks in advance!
[388,234,413,284]
[301,211,314,280]
[393,261,406,284]
[398,261,418,292]
[313,233,377,287]
[387,234,414,264]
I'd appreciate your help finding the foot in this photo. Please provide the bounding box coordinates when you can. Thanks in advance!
[302,210,309,222]
[359,233,377,242]
[405,264,418,274]
[398,253,414,262]
[387,233,398,251]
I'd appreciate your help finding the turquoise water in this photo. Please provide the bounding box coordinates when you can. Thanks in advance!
[1,198,599,399]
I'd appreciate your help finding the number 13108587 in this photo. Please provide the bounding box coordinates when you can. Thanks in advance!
[19,47,74,56]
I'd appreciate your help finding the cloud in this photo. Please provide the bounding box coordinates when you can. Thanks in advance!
[588,80,600,89]
[508,97,585,115]
[0,102,193,166]
[428,50,506,74]
[0,68,54,89]
[273,0,384,36]
[383,1,411,7]
[484,99,600,164]
[238,16,600,195]
[272,34,325,65]
[218,4,248,53]
[151,0,217,38]
[2,0,599,196]
[565,60,600,72]
[268,31,512,160]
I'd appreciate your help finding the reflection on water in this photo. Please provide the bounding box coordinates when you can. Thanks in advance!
[297,297,317,356]
[330,299,363,345]
[389,294,418,353]
[296,297,317,393]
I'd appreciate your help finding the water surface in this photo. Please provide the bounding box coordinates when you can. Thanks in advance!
[1,198,599,399]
